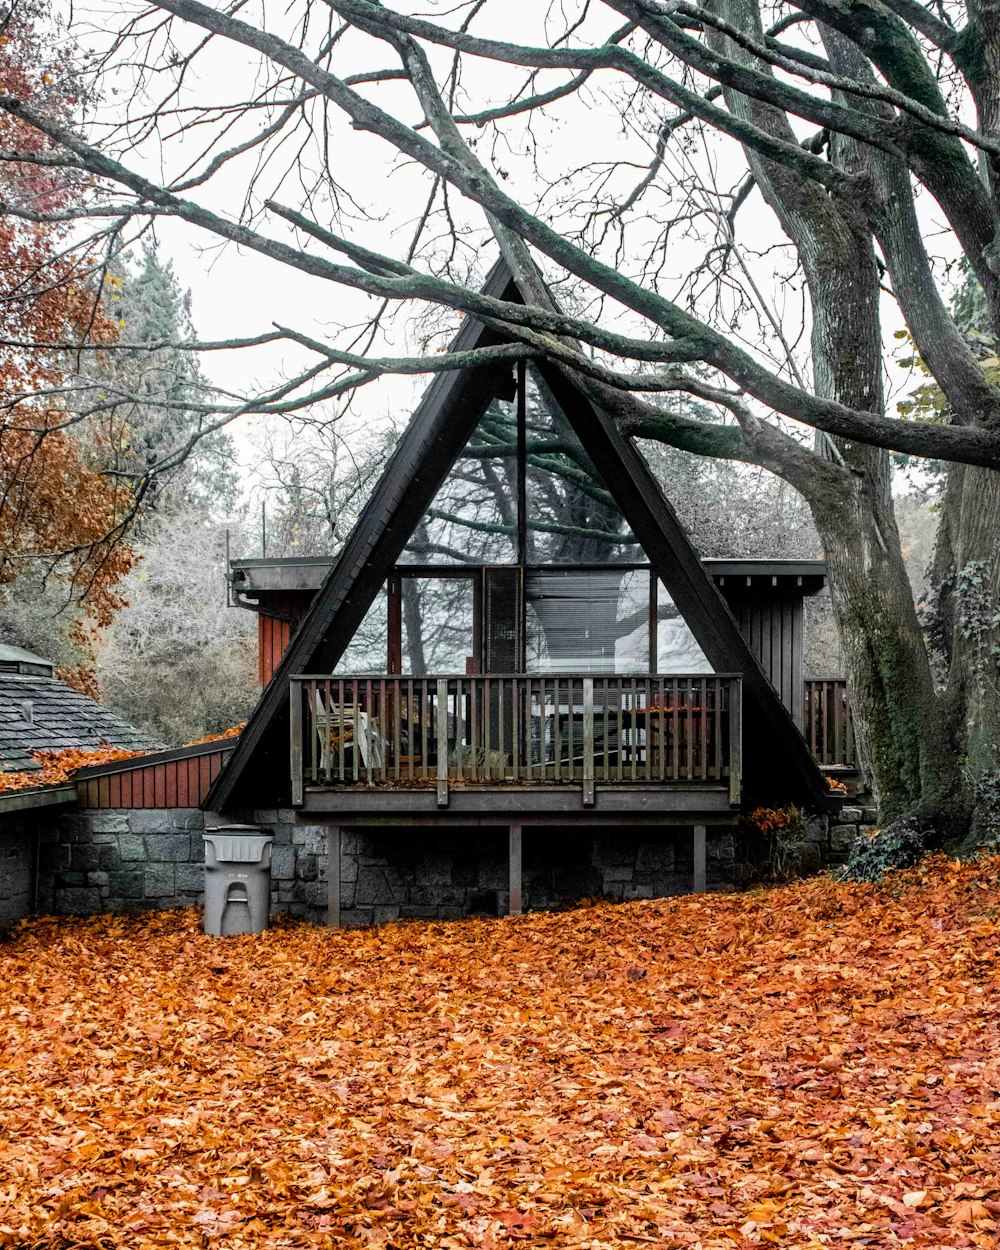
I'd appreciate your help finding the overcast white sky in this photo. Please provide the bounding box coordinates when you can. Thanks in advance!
[58,0,952,506]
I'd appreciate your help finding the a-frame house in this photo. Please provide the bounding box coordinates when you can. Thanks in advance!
[207,260,833,913]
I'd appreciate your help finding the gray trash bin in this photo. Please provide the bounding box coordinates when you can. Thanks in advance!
[203,826,274,936]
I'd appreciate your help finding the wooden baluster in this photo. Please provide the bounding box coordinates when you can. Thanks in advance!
[338,680,346,782]
[437,679,448,807]
[844,683,855,768]
[393,677,401,782]
[421,679,429,781]
[713,678,722,781]
[671,678,680,782]
[511,678,519,782]
[728,678,742,806]
[470,678,479,782]
[699,676,709,782]
[583,677,595,806]
[497,678,505,783]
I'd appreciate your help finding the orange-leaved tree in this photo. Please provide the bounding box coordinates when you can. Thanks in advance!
[0,5,137,671]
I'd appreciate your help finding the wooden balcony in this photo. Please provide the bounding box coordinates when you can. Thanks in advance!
[290,673,742,811]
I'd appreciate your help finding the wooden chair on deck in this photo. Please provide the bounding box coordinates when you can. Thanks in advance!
[314,692,386,774]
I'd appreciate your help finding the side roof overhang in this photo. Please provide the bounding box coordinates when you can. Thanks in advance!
[207,259,831,811]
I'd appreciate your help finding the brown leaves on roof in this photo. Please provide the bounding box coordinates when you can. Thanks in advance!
[1,856,999,1247]
[0,746,144,793]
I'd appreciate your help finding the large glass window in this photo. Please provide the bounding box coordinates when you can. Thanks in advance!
[400,399,518,565]
[524,370,640,564]
[334,585,388,674]
[401,577,477,675]
[656,581,713,673]
[525,569,649,673]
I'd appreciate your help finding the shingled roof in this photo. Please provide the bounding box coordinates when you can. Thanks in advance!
[0,665,160,774]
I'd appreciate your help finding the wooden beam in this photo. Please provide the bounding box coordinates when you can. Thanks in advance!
[693,824,707,893]
[509,824,523,916]
[289,681,304,808]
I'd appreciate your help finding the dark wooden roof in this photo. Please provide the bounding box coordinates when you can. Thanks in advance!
[207,259,831,810]
[0,672,160,773]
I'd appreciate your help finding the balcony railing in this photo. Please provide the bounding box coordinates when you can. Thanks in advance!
[803,678,855,768]
[290,673,742,807]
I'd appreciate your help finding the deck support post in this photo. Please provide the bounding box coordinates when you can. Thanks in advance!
[693,824,707,894]
[326,825,341,928]
[509,824,523,916]
[582,678,595,807]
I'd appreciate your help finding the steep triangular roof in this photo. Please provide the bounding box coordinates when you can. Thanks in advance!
[208,260,830,810]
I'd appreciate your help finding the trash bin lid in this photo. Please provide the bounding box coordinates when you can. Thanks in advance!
[204,827,273,863]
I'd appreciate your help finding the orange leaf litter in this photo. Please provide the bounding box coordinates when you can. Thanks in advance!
[0,856,998,1248]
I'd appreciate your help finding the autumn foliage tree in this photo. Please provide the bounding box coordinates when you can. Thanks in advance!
[0,5,136,669]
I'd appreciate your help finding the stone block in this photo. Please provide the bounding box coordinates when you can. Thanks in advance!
[340,908,374,928]
[805,815,829,843]
[399,905,440,919]
[71,843,104,872]
[109,870,144,900]
[861,807,878,823]
[372,905,400,925]
[270,825,292,846]
[593,834,634,868]
[56,887,102,916]
[88,812,130,835]
[836,807,863,824]
[270,845,295,880]
[409,855,451,886]
[339,854,359,884]
[116,834,146,862]
[143,863,176,898]
[830,824,857,852]
[858,824,878,839]
[602,866,634,884]
[707,835,736,864]
[251,810,279,826]
[86,871,110,888]
[278,808,298,824]
[477,861,507,891]
[294,825,327,855]
[553,866,602,899]
[420,884,465,908]
[176,863,205,894]
[144,833,194,863]
[306,881,327,908]
[296,852,318,882]
[636,843,675,873]
[125,810,175,835]
[340,832,365,856]
[353,866,405,907]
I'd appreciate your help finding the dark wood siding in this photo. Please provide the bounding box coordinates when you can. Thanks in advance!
[720,588,803,728]
[258,614,292,686]
[76,747,233,809]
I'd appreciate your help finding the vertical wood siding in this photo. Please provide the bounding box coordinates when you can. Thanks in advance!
[724,590,804,727]
[258,614,292,686]
[76,748,232,809]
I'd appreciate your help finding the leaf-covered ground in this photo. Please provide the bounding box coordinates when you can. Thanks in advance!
[1,858,999,1249]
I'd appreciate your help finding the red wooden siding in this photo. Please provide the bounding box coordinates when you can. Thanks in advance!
[76,747,233,809]
[258,613,292,686]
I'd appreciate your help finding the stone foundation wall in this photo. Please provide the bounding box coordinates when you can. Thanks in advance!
[20,806,737,926]
[0,820,34,929]
[36,809,330,926]
[803,800,878,869]
[337,826,736,927]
